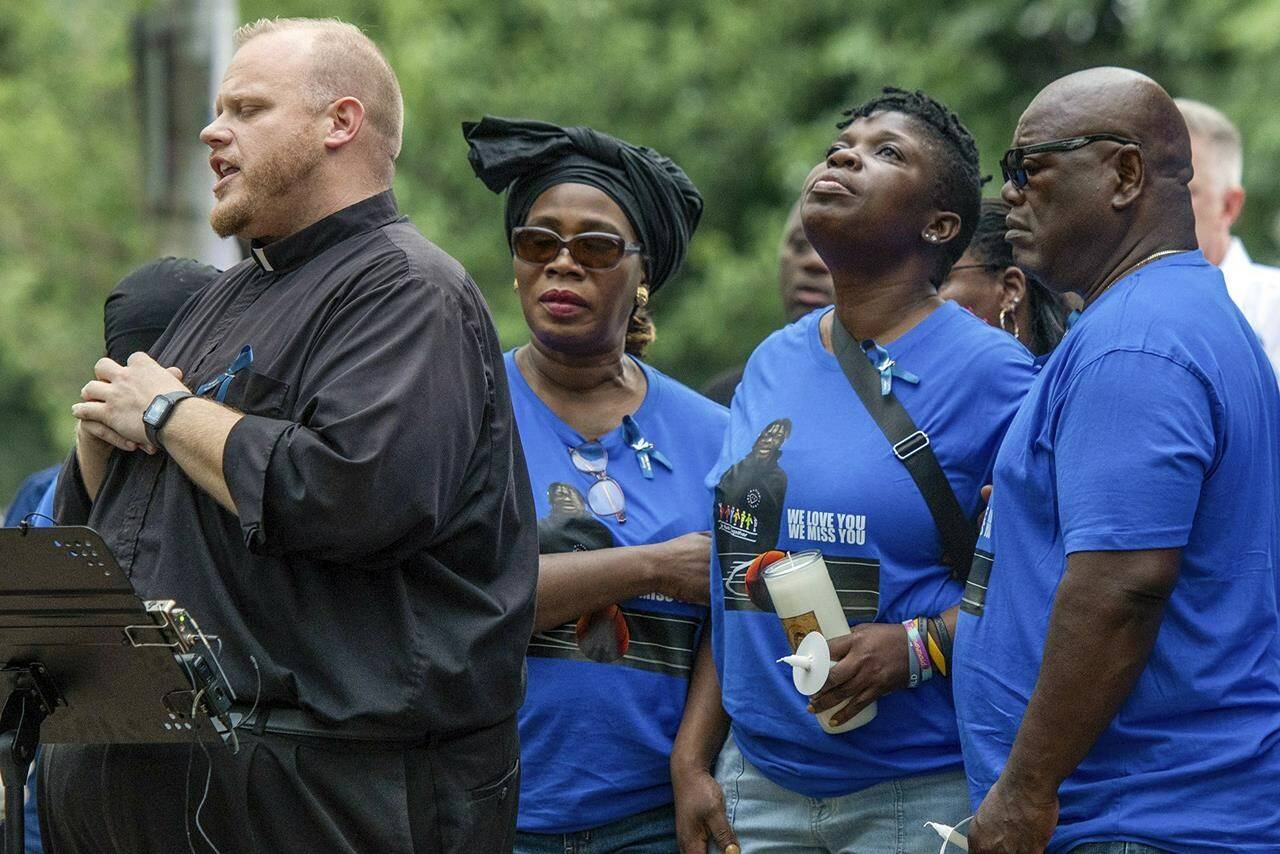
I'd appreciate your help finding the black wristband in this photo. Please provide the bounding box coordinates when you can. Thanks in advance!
[143,390,195,447]
[932,615,953,664]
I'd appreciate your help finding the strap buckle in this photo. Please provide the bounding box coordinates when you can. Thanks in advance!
[892,430,930,461]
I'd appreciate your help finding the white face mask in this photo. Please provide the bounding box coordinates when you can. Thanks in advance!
[925,816,973,852]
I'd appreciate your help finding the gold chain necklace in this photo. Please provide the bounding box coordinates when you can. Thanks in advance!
[1097,248,1190,295]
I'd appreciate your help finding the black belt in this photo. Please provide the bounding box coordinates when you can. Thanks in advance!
[222,705,428,745]
[220,705,513,749]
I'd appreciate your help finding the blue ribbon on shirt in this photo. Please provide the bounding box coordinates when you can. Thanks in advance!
[623,415,673,479]
[861,340,919,397]
[195,345,254,403]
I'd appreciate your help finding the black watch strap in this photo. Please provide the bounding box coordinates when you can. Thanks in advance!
[143,391,195,446]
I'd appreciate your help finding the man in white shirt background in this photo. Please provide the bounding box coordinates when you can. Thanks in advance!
[1177,97,1280,378]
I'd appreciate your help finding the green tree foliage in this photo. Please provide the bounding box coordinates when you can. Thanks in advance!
[3,0,1278,501]
[0,0,151,500]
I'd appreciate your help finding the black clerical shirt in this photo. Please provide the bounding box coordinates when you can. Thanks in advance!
[57,191,538,735]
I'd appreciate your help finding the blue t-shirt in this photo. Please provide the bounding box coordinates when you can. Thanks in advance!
[953,252,1280,852]
[708,303,1034,798]
[3,464,60,527]
[506,349,728,833]
[18,476,55,854]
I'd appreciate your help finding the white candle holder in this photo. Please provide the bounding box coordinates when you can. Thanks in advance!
[762,550,877,733]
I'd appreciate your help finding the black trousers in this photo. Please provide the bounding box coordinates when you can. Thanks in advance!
[37,715,520,854]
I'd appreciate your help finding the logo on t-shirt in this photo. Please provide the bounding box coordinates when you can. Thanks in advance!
[961,503,994,616]
[716,501,761,540]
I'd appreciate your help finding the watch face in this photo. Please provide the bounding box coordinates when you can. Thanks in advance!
[144,398,167,425]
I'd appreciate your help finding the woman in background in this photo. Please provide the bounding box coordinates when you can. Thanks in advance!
[939,198,1076,356]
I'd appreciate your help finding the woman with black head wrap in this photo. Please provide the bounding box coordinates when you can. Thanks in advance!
[465,117,727,852]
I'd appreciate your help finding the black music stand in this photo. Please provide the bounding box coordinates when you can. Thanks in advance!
[0,526,231,853]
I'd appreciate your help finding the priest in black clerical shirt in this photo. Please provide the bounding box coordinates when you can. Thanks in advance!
[44,18,536,854]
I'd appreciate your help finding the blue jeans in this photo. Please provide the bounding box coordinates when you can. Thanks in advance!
[514,804,677,854]
[713,734,970,854]
[1069,845,1170,853]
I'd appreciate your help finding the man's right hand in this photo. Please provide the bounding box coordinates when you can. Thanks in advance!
[673,766,739,854]
[76,364,185,455]
[77,408,141,455]
[74,364,185,499]
[648,531,713,605]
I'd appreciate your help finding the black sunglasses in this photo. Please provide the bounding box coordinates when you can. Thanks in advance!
[511,226,642,271]
[1001,134,1142,189]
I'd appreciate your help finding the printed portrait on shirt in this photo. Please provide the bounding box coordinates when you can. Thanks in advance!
[715,418,793,611]
[533,482,629,663]
[528,480,700,677]
[537,481,617,555]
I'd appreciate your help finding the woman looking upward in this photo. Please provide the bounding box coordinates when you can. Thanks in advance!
[672,90,1036,853]
[466,116,727,853]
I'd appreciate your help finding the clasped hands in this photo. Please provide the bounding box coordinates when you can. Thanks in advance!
[73,352,188,454]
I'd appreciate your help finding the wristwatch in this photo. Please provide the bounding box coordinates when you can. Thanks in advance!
[143,391,195,446]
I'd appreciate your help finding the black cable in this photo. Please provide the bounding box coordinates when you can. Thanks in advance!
[231,656,262,739]
[185,733,199,854]
[17,513,56,535]
[192,734,219,854]
[179,657,222,854]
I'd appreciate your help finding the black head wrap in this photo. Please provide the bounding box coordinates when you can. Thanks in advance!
[463,115,703,292]
[104,257,219,364]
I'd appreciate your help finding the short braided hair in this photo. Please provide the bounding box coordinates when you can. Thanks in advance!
[839,87,982,283]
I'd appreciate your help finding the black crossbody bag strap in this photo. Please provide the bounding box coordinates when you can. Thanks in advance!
[830,316,976,579]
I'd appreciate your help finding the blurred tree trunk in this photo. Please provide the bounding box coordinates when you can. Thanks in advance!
[135,0,240,271]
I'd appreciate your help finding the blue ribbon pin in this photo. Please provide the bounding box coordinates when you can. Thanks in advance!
[195,345,254,403]
[623,415,673,480]
[861,341,918,397]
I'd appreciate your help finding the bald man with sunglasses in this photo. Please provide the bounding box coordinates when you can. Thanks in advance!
[953,68,1280,854]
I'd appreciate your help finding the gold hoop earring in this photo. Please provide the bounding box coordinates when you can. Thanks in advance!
[998,306,1020,339]
[513,278,520,292]
[635,286,649,308]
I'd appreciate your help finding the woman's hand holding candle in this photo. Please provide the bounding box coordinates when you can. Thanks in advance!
[807,622,912,727]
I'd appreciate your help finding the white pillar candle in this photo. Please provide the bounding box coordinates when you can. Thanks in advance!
[763,550,877,733]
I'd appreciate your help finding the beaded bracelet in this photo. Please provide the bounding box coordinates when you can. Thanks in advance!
[902,618,932,687]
